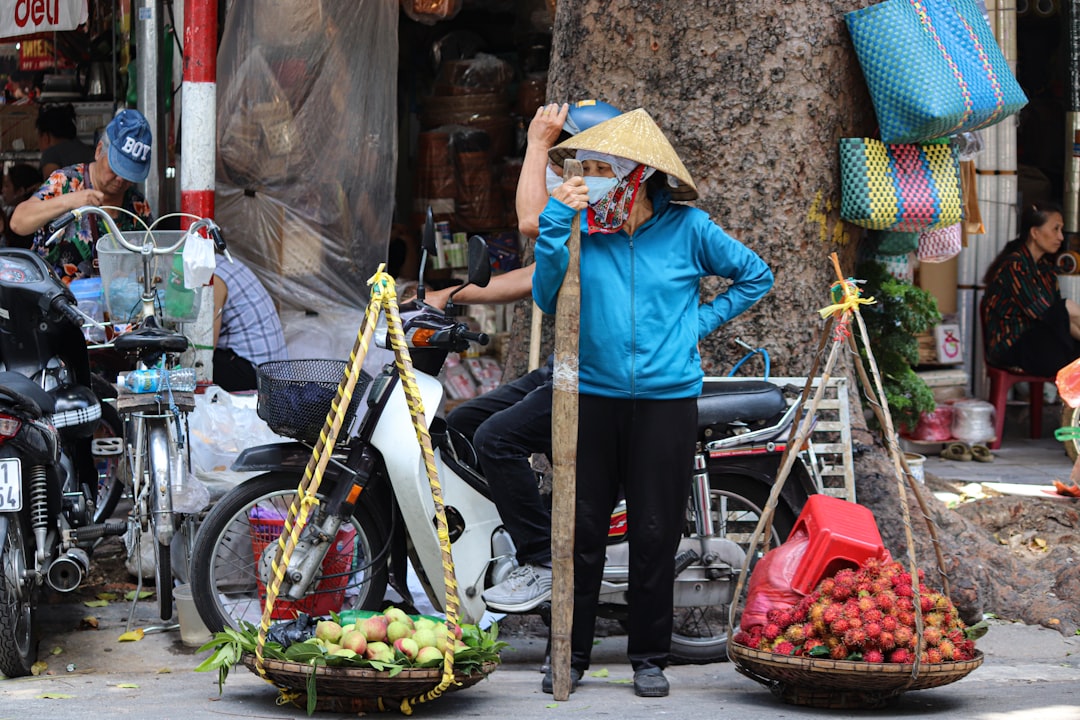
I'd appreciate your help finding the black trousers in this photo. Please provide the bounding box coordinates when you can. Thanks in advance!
[213,347,258,392]
[997,299,1080,377]
[446,359,553,565]
[570,394,697,672]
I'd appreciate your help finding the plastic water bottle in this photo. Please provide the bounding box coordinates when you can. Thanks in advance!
[122,367,197,393]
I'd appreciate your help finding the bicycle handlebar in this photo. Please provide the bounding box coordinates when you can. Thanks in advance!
[44,206,226,257]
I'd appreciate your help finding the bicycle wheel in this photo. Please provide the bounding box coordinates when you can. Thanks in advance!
[190,472,389,632]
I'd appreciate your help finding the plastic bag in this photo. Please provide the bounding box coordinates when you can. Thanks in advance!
[1056,356,1080,408]
[182,231,216,289]
[739,529,808,631]
[188,386,289,474]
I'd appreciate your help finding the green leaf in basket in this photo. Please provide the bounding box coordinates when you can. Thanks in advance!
[808,644,830,658]
[388,664,404,678]
[285,644,325,664]
[307,660,320,717]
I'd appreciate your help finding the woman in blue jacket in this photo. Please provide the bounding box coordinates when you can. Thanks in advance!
[533,109,773,698]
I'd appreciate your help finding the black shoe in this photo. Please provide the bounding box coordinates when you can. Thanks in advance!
[633,667,669,697]
[541,667,582,694]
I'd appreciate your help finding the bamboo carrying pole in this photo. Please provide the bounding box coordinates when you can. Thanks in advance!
[550,158,583,701]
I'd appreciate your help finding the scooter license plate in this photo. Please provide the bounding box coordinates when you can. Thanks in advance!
[0,458,22,511]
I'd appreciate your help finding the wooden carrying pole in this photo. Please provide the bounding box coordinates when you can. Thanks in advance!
[550,158,583,701]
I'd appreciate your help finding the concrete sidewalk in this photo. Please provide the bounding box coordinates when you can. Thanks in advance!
[3,596,1078,720]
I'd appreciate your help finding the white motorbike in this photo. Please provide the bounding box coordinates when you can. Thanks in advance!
[189,220,817,663]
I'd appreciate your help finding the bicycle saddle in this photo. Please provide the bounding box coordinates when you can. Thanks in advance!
[112,323,190,355]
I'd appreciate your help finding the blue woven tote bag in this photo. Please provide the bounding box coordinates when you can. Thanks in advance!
[845,0,1027,144]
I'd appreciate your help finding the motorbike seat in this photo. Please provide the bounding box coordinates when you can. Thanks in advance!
[0,371,55,418]
[113,324,190,355]
[697,379,786,428]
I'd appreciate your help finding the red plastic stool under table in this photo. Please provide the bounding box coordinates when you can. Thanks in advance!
[985,364,1053,450]
[788,495,887,595]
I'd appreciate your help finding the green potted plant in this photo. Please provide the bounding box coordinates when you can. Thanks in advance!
[854,260,942,433]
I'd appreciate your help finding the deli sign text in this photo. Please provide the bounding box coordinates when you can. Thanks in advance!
[2,0,87,40]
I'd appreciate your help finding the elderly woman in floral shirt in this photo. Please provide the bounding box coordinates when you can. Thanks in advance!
[10,109,154,283]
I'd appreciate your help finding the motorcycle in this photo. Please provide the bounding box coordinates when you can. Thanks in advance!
[189,222,818,663]
[0,248,126,677]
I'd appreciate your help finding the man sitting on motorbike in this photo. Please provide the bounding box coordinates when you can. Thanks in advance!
[424,100,621,614]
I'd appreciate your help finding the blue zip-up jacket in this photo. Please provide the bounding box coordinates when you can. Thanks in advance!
[532,190,774,400]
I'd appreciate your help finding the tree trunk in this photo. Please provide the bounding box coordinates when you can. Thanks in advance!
[498,0,1080,634]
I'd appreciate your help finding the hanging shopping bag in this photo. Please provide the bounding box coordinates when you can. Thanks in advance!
[845,0,1028,144]
[917,223,962,262]
[869,230,919,256]
[839,137,963,232]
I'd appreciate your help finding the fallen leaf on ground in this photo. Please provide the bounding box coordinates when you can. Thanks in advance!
[80,616,99,629]
[156,668,171,674]
[96,592,118,601]
[124,590,154,601]
[83,600,109,608]
[115,683,139,688]
[36,693,73,700]
[30,661,47,676]
[118,629,144,642]
[50,647,62,656]
[589,668,608,678]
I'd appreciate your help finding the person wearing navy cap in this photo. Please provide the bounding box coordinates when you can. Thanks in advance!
[11,108,155,283]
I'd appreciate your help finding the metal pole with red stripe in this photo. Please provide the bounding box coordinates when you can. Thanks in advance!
[181,0,217,383]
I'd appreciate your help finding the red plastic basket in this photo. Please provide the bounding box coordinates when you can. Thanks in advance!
[249,516,357,619]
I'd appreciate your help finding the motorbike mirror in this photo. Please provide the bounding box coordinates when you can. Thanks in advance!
[465,235,490,288]
[416,207,436,303]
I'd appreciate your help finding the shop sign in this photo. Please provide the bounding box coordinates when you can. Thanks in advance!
[1,0,87,40]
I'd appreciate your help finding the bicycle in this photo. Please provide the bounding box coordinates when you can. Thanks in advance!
[46,205,227,625]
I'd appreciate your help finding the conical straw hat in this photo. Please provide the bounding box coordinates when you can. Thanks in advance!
[548,108,699,201]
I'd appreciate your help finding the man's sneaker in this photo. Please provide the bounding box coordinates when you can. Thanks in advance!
[482,564,552,612]
[633,667,669,697]
[541,667,582,694]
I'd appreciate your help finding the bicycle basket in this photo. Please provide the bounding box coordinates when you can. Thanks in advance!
[256,360,370,443]
[96,231,204,324]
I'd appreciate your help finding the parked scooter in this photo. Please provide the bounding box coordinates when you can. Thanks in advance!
[190,220,818,663]
[0,249,126,677]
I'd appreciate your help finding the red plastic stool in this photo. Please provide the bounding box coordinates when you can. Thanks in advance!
[985,364,1053,450]
[788,495,887,595]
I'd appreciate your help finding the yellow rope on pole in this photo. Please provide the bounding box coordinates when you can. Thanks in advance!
[250,266,465,712]
[253,274,383,679]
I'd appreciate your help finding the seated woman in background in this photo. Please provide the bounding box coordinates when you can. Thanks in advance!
[982,201,1074,377]
[2,163,42,248]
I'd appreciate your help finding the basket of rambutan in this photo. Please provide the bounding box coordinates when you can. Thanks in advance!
[729,557,983,709]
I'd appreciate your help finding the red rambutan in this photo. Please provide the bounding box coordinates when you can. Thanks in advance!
[878,631,896,650]
[881,615,898,632]
[863,649,885,663]
[937,639,956,660]
[894,626,914,648]
[829,643,850,660]
[864,621,883,640]
[772,640,796,656]
[763,623,782,640]
[843,628,868,648]
[887,648,912,664]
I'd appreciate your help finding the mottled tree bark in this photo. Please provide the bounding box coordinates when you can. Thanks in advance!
[498,0,1079,633]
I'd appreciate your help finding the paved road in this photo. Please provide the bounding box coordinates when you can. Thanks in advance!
[2,596,1077,720]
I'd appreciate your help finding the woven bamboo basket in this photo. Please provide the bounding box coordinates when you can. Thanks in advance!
[242,653,497,713]
[725,274,984,711]
[730,643,983,709]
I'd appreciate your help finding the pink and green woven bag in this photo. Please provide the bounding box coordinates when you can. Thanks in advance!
[839,138,963,232]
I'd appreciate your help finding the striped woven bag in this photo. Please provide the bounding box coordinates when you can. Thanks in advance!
[845,0,1028,144]
[839,138,963,232]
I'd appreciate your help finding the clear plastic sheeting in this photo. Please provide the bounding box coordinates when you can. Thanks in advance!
[213,0,398,313]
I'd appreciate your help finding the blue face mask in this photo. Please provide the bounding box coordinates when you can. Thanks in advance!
[584,176,619,205]
[545,167,563,195]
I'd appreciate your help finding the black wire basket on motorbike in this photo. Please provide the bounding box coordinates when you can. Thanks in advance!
[256,360,371,443]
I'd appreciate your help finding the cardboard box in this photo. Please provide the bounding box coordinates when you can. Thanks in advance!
[917,254,958,314]
[0,106,38,152]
